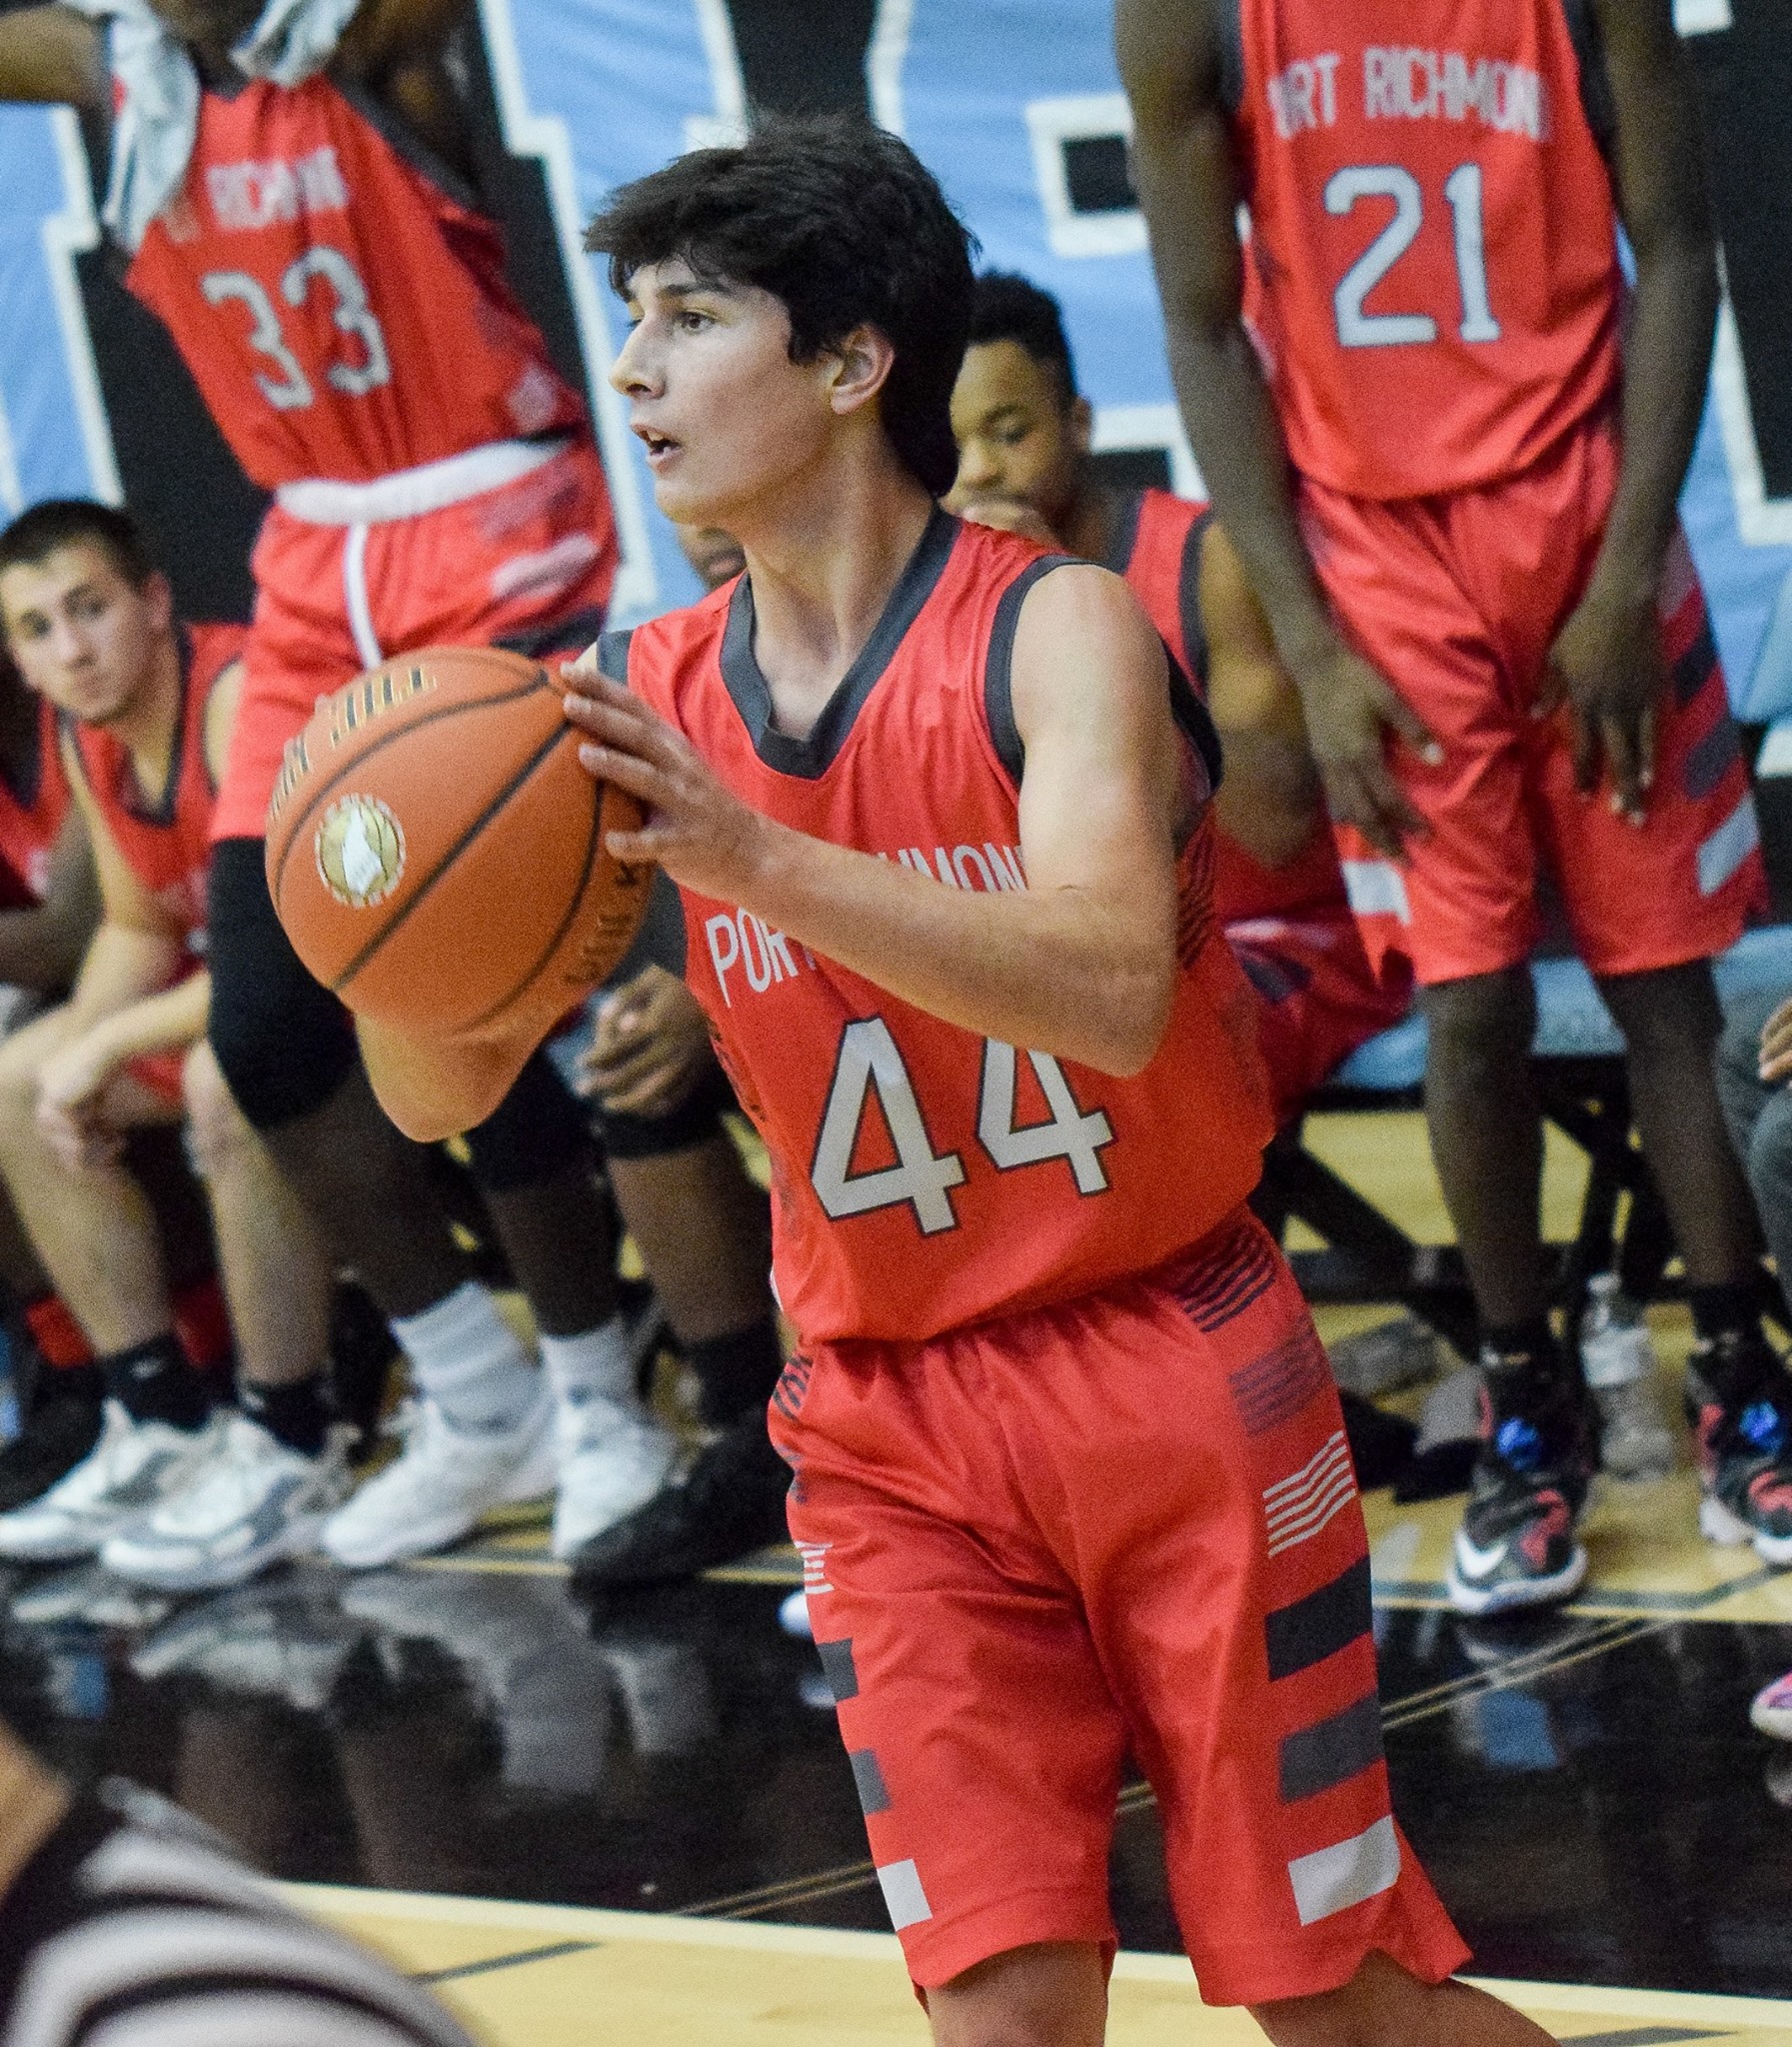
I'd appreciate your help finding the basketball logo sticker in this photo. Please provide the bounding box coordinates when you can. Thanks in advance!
[316,796,406,909]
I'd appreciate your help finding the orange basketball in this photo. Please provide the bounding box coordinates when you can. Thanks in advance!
[265,646,651,1039]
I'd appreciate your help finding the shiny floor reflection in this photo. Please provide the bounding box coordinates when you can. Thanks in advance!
[4,1553,1792,2002]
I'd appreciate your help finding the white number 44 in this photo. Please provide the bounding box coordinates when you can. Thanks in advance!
[810,1018,1114,1236]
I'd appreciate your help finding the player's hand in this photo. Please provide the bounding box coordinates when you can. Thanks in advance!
[1287,633,1440,860]
[1538,581,1664,827]
[1759,995,1792,1085]
[561,653,776,901]
[580,964,715,1116]
[954,498,1061,548]
[35,1033,125,1171]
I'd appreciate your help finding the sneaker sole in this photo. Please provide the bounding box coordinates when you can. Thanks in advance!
[102,1507,339,1594]
[1698,1494,1792,1567]
[1751,1696,1792,1740]
[1445,1541,1589,1617]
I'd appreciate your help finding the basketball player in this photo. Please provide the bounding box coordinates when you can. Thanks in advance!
[0,1718,481,2046]
[947,272,1410,1126]
[0,498,351,1589]
[1119,0,1792,1614]
[551,120,1544,2042]
[0,0,679,1564]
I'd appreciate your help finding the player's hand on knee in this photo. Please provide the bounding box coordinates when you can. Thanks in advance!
[1290,634,1437,860]
[35,1033,126,1167]
[581,965,713,1115]
[561,655,775,898]
[1541,582,1665,826]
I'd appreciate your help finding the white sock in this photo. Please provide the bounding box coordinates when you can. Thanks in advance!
[541,1319,638,1414]
[392,1281,539,1434]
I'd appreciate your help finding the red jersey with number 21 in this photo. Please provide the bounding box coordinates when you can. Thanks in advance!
[124,76,585,489]
[1233,0,1622,499]
[618,515,1273,1347]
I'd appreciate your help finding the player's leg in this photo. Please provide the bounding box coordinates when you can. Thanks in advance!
[925,1945,1106,2047]
[573,1087,786,1586]
[1714,988,1792,1293]
[460,1056,677,1562]
[1250,1949,1553,2045]
[101,1041,350,1591]
[0,1013,222,1562]
[1302,476,1590,1617]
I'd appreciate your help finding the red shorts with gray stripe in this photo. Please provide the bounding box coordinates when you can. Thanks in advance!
[770,1209,1468,2001]
[1305,422,1766,988]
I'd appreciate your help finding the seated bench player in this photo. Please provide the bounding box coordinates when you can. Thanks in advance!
[946,274,1410,1128]
[0,499,345,1589]
[377,118,1552,2047]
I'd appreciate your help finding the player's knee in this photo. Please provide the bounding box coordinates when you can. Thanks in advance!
[464,1049,591,1192]
[1596,959,1721,1060]
[207,982,357,1132]
[1420,966,1534,1069]
[181,1040,256,1180]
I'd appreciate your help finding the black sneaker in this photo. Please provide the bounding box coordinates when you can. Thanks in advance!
[570,1415,790,1589]
[0,1367,103,1515]
[1446,1355,1594,1617]
[1685,1332,1792,1567]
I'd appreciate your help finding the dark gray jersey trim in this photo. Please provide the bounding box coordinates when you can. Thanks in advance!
[1217,0,1245,115]
[982,554,1078,788]
[597,628,635,686]
[1102,488,1146,577]
[718,507,958,781]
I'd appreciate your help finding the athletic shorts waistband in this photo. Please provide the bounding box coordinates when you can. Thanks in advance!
[273,437,573,527]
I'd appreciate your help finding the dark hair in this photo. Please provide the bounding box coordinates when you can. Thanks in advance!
[587,114,976,498]
[0,500,155,588]
[967,273,1079,408]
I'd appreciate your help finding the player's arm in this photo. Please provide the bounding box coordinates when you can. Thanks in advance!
[564,570,1184,1077]
[51,736,197,1062]
[0,807,100,996]
[1115,0,1436,858]
[1543,0,1720,817]
[0,5,104,107]
[1199,520,1324,870]
[333,0,476,174]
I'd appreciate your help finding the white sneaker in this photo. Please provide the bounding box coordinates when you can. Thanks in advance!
[101,1414,353,1592]
[321,1386,558,1568]
[0,1402,227,1563]
[550,1393,679,1561]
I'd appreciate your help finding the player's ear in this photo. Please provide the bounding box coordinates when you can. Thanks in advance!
[142,571,175,637]
[827,324,897,419]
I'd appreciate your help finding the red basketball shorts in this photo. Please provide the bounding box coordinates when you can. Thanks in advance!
[1300,423,1766,987]
[213,437,618,842]
[770,1210,1468,2002]
[1227,911,1412,1124]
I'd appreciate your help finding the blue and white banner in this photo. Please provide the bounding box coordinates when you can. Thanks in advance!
[0,0,1786,722]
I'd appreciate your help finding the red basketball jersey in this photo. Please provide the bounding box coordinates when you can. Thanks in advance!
[619,514,1273,1346]
[124,76,587,489]
[1230,0,1622,498]
[66,624,244,946]
[0,697,69,909]
[1111,486,1350,926]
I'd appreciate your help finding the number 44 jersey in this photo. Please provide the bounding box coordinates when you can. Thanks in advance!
[1230,0,1622,499]
[122,75,586,489]
[617,514,1275,1348]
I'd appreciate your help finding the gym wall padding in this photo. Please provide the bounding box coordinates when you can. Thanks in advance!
[0,0,1786,724]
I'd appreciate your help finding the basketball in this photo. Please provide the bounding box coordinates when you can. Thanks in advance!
[263,645,652,1038]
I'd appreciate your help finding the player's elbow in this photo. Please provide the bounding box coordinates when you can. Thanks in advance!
[1081,960,1176,1078]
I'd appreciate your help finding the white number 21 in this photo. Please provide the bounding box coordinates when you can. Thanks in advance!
[1325,161,1500,349]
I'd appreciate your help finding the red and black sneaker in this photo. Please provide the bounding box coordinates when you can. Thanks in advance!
[1446,1354,1596,1617]
[1686,1332,1792,1567]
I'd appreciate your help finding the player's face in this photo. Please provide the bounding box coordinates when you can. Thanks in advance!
[611,262,844,530]
[0,545,172,727]
[946,341,1088,533]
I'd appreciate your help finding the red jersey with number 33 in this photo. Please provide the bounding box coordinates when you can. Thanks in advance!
[1232,0,1622,498]
[617,514,1273,1347]
[123,76,586,489]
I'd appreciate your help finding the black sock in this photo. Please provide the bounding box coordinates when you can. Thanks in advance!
[1479,1317,1559,1372]
[238,1372,334,1457]
[687,1320,783,1427]
[1688,1282,1758,1348]
[103,1335,214,1430]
